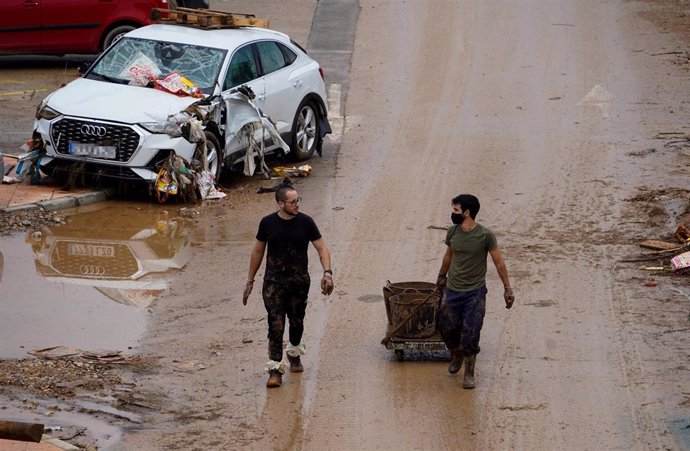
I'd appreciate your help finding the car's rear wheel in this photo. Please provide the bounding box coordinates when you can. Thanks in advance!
[289,100,321,161]
[197,131,222,182]
[102,25,136,51]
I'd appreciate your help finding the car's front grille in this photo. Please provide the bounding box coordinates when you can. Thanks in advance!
[51,118,140,162]
[50,241,140,279]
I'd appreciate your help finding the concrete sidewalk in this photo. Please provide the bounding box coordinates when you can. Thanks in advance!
[1,155,109,213]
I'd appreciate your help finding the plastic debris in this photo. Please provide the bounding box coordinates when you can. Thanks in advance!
[153,72,203,98]
[670,251,690,273]
[119,52,162,86]
[271,165,312,177]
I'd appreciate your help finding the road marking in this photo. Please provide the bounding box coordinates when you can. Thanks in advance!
[0,88,47,97]
[327,83,343,141]
[577,84,612,106]
[327,83,342,117]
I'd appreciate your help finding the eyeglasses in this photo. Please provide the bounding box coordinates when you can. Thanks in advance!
[285,197,302,205]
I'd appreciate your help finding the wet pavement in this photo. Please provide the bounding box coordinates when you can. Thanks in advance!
[0,203,192,359]
[1,156,104,213]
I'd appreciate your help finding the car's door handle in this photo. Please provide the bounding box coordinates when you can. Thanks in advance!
[256,94,266,101]
[23,0,39,7]
[293,80,303,88]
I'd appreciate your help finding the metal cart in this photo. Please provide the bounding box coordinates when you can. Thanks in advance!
[381,281,448,361]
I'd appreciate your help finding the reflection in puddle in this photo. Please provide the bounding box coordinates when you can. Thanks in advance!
[29,205,191,308]
[0,203,192,358]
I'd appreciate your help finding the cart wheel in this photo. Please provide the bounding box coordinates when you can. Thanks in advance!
[395,350,405,361]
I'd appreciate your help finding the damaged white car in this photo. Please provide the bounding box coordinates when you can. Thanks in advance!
[33,24,331,182]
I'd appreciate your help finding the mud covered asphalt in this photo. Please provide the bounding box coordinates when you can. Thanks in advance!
[1,0,690,450]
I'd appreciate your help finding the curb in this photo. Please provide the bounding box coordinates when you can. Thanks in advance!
[1,188,113,213]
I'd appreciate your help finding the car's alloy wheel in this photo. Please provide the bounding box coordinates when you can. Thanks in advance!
[290,101,320,161]
[196,131,222,182]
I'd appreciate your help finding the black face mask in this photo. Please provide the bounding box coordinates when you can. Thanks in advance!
[451,213,465,225]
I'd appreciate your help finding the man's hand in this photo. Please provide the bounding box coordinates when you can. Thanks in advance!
[504,287,515,309]
[436,274,447,293]
[321,273,334,296]
[243,280,254,305]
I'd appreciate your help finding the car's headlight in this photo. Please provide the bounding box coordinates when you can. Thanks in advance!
[36,102,61,120]
[139,121,182,137]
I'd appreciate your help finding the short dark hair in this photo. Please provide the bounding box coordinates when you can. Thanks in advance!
[452,194,480,219]
[276,186,296,203]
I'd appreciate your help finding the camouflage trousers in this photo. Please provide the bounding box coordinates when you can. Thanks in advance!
[436,285,487,356]
[262,280,310,362]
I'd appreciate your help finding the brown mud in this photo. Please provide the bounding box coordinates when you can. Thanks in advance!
[0,0,689,450]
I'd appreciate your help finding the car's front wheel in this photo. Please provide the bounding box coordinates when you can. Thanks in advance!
[102,25,136,51]
[289,100,322,161]
[198,131,222,182]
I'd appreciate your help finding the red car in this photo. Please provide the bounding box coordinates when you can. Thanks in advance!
[0,0,171,55]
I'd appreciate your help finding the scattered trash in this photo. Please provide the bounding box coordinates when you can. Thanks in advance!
[153,72,204,98]
[28,346,134,364]
[197,170,226,200]
[271,165,312,177]
[242,338,253,344]
[332,206,344,211]
[28,346,81,360]
[43,426,62,433]
[673,225,690,244]
[642,282,658,287]
[0,420,44,443]
[640,240,680,251]
[671,251,690,273]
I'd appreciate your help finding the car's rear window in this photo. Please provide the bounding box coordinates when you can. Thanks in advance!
[88,37,227,95]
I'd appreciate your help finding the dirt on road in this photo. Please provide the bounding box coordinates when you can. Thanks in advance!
[1,0,689,450]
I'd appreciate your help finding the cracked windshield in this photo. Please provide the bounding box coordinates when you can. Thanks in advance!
[89,38,226,94]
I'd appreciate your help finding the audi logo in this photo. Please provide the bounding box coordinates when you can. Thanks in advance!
[80,124,107,137]
[80,265,106,276]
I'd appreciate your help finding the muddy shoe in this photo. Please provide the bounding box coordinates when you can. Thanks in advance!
[287,355,303,373]
[266,370,282,388]
[463,355,476,389]
[448,350,464,374]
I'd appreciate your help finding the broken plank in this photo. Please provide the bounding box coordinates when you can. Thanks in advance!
[639,240,680,250]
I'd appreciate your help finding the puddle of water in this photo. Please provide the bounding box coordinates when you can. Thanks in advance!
[0,203,192,359]
[1,400,122,449]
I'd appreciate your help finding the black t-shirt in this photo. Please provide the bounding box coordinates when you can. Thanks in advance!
[256,212,322,284]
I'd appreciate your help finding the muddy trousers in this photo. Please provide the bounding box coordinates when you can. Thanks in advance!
[436,285,487,357]
[262,280,309,362]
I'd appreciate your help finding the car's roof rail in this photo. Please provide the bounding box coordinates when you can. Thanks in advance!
[151,7,269,29]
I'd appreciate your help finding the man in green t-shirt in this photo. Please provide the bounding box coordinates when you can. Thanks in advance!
[436,194,514,389]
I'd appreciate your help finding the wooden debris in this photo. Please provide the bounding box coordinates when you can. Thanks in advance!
[0,420,43,443]
[152,7,269,29]
[640,239,681,251]
[674,224,690,243]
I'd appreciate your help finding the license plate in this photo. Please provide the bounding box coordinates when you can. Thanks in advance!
[67,243,116,258]
[69,142,117,159]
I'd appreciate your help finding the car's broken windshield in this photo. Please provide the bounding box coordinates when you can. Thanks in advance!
[87,37,226,95]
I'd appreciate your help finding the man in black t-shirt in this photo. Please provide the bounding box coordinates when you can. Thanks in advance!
[243,186,333,388]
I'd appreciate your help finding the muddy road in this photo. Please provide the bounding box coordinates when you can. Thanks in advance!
[1,0,690,450]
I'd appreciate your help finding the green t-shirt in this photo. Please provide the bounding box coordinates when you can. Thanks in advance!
[445,223,498,292]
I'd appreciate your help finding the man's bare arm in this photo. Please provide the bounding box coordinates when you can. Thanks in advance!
[489,247,514,308]
[312,238,331,272]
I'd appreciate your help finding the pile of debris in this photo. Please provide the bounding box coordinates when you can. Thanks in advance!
[625,224,690,274]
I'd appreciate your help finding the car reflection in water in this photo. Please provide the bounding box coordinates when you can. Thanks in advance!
[28,205,191,308]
